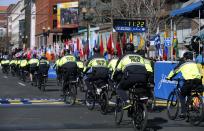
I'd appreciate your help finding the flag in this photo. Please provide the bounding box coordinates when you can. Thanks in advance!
[100,34,104,55]
[129,33,133,43]
[173,31,179,58]
[77,38,80,51]
[116,41,122,57]
[107,33,114,55]
[155,34,162,57]
[138,34,145,50]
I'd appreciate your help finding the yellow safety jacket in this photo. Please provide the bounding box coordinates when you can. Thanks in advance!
[9,60,17,65]
[108,58,118,72]
[58,55,76,67]
[84,57,108,72]
[1,60,10,65]
[28,58,39,65]
[77,61,84,69]
[144,58,153,73]
[20,59,28,67]
[116,54,145,72]
[167,61,202,80]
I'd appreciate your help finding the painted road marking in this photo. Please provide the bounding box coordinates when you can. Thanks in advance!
[18,82,26,87]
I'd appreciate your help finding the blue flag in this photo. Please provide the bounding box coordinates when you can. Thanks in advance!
[155,34,162,57]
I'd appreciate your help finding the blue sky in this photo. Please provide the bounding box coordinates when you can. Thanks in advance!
[0,0,19,6]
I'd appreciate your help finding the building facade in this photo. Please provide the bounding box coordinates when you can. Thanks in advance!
[9,0,25,49]
[35,0,78,49]
[0,6,8,52]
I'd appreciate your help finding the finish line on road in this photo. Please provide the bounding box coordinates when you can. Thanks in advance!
[0,98,167,107]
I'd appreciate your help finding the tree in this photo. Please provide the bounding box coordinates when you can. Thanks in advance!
[111,0,169,36]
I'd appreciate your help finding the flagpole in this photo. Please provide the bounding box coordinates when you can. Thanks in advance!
[199,9,201,55]
[171,18,173,61]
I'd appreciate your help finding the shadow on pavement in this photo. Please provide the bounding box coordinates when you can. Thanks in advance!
[146,117,168,131]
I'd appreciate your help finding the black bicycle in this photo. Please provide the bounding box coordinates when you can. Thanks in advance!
[38,73,47,91]
[62,73,77,106]
[2,64,9,74]
[167,78,204,126]
[10,64,16,76]
[115,85,148,131]
[85,80,109,115]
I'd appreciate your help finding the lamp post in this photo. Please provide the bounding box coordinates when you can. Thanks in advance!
[42,26,50,53]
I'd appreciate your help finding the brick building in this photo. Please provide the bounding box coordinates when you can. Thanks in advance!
[35,0,78,49]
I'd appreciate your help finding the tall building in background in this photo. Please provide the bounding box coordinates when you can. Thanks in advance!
[35,0,78,49]
[0,6,8,52]
[9,0,25,49]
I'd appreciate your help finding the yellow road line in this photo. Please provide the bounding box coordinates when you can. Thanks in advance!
[10,102,23,105]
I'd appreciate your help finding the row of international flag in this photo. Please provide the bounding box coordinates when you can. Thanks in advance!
[154,31,179,60]
[19,30,178,61]
[61,32,145,60]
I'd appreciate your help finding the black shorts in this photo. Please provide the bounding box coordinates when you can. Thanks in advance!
[181,79,202,96]
[87,67,109,81]
[30,67,38,74]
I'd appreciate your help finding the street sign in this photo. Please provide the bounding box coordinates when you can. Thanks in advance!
[113,19,146,33]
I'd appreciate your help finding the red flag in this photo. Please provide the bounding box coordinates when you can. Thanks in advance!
[116,41,122,57]
[107,33,114,55]
[100,34,104,55]
[122,33,126,48]
[163,50,167,60]
[77,38,80,51]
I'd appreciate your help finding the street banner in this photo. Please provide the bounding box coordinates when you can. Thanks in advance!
[154,61,182,99]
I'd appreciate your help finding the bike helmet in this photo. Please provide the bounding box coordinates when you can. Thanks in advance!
[93,47,100,53]
[183,51,193,60]
[124,43,134,52]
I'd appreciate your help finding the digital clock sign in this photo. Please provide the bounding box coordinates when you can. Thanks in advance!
[113,19,146,33]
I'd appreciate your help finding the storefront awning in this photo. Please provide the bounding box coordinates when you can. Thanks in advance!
[170,0,204,17]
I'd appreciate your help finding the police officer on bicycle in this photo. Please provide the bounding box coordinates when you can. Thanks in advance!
[167,52,202,118]
[112,43,147,109]
[58,49,77,95]
[28,54,39,85]
[83,47,109,91]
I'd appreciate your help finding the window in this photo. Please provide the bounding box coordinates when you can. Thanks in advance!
[53,5,57,14]
[53,20,57,29]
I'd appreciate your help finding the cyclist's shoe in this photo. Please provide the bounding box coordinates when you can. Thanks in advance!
[123,100,131,110]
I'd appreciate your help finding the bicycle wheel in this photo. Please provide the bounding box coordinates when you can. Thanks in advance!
[114,96,124,125]
[132,102,148,131]
[187,94,204,126]
[147,89,156,111]
[167,91,180,120]
[41,77,46,92]
[85,90,95,110]
[79,79,85,92]
[100,91,109,115]
[64,84,76,105]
